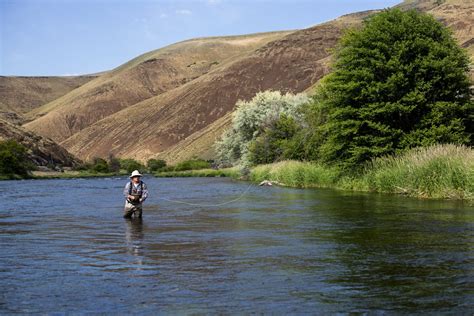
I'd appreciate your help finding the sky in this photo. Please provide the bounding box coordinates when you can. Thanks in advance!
[1,0,401,76]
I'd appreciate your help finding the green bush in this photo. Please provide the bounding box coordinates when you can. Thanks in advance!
[174,159,211,171]
[120,158,144,174]
[91,157,109,173]
[248,114,300,165]
[0,140,33,178]
[108,154,121,173]
[313,9,472,170]
[147,158,167,172]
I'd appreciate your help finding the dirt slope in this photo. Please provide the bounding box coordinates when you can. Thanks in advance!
[24,31,291,142]
[0,75,95,123]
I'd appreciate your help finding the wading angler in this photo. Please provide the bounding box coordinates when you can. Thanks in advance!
[123,170,149,218]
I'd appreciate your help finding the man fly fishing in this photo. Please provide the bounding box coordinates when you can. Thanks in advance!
[123,170,149,219]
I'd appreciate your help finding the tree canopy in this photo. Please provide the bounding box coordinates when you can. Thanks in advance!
[315,9,472,169]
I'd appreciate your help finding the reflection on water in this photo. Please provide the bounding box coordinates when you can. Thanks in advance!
[125,218,144,268]
[0,177,472,314]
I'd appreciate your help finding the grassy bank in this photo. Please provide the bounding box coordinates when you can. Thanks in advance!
[249,144,473,200]
[31,170,127,179]
[155,168,240,178]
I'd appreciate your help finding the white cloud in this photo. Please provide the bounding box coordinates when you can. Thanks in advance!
[175,9,192,15]
[159,13,168,18]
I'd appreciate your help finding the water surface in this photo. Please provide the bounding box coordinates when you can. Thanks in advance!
[0,177,473,313]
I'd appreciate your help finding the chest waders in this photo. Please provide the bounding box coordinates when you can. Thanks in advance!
[128,181,143,205]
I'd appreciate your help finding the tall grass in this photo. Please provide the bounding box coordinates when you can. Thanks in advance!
[352,144,474,199]
[250,160,340,188]
[249,144,473,200]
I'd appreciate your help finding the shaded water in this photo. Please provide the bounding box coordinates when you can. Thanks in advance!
[0,177,473,313]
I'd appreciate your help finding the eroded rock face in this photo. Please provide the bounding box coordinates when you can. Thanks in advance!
[0,118,80,167]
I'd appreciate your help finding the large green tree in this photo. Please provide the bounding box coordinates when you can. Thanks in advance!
[316,9,472,169]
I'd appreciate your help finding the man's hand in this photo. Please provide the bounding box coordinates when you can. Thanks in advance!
[128,195,136,200]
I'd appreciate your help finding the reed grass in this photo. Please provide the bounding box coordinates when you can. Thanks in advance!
[250,160,340,188]
[352,144,474,199]
[249,144,473,200]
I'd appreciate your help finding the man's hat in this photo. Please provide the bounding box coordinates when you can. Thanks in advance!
[129,170,142,178]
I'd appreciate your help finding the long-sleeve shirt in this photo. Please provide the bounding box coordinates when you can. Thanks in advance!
[123,181,148,202]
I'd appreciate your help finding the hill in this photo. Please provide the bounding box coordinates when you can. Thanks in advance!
[0,75,96,124]
[21,0,474,163]
[24,31,291,142]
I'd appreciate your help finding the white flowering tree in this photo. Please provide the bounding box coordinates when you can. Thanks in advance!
[215,90,309,167]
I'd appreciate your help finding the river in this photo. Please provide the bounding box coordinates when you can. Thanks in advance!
[0,177,472,313]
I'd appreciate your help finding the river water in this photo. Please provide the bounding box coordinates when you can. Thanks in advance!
[0,177,472,313]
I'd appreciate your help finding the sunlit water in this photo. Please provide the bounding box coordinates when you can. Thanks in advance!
[0,177,473,313]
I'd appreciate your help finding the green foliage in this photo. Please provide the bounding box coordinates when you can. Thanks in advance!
[147,158,167,172]
[350,144,474,199]
[249,144,474,200]
[108,154,121,173]
[248,114,300,164]
[215,90,309,166]
[313,9,472,170]
[174,159,210,171]
[0,140,33,178]
[91,157,109,173]
[120,158,144,174]
[250,160,341,188]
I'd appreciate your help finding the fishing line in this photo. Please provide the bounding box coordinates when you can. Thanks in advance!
[157,116,310,207]
[157,182,256,207]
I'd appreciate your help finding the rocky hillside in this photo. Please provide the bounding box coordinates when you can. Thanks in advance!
[0,118,80,167]
[14,0,474,164]
[0,75,96,124]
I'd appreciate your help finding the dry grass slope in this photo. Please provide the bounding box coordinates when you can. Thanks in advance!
[0,75,96,123]
[24,31,291,142]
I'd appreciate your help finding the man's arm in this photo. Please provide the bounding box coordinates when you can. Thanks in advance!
[141,183,149,202]
[123,182,130,200]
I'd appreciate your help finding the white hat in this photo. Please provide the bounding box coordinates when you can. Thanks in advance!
[129,170,142,178]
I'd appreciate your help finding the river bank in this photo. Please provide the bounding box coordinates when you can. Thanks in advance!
[156,145,473,201]
[31,170,127,179]
[250,145,473,201]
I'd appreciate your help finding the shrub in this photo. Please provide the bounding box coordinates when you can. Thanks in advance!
[174,159,210,171]
[0,140,32,177]
[108,154,121,173]
[248,114,300,165]
[215,90,309,166]
[147,158,167,172]
[91,157,109,173]
[120,158,144,174]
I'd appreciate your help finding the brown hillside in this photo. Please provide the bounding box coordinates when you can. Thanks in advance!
[26,0,473,163]
[0,118,80,167]
[24,31,291,142]
[0,75,95,123]
[60,13,372,161]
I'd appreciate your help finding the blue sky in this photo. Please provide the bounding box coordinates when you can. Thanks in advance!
[1,0,400,76]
